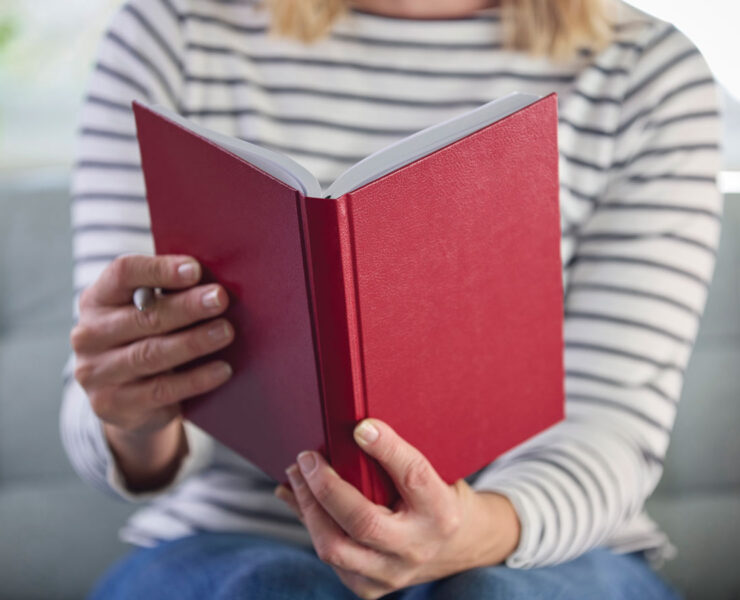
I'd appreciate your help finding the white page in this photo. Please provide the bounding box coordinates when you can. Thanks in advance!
[143,104,323,197]
[324,92,539,198]
[141,92,539,199]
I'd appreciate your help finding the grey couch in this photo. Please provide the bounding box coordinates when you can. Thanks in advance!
[0,177,738,600]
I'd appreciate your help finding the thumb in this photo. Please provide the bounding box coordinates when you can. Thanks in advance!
[353,419,450,517]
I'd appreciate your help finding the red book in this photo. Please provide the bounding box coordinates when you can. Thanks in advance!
[132,93,564,507]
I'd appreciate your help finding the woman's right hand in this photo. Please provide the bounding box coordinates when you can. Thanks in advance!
[70,254,235,490]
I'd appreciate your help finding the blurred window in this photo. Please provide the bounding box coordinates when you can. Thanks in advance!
[0,1,119,174]
[0,0,737,187]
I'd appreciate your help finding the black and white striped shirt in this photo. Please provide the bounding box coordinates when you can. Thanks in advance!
[61,0,723,569]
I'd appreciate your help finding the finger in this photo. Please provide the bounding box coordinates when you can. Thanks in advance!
[353,419,452,519]
[274,484,304,520]
[89,254,202,307]
[285,464,390,577]
[85,318,235,385]
[294,450,401,552]
[71,283,229,353]
[113,359,233,411]
[333,565,394,600]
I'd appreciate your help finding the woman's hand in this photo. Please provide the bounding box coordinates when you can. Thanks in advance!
[275,419,521,599]
[70,254,235,490]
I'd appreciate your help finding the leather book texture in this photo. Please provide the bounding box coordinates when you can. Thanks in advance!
[133,93,564,506]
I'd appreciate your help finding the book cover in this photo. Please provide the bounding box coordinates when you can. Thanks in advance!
[133,93,564,506]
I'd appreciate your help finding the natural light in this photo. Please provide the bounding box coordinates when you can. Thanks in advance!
[627,0,740,101]
[0,0,738,174]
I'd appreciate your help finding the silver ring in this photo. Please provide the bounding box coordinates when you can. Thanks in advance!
[133,286,156,311]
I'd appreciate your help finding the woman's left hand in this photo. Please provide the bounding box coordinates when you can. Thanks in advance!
[275,418,521,600]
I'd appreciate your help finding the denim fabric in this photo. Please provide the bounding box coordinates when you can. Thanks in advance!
[89,532,682,600]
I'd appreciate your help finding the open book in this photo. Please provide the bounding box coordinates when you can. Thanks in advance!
[133,92,564,506]
[143,92,540,198]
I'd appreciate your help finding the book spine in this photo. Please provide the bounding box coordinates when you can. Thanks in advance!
[299,194,374,499]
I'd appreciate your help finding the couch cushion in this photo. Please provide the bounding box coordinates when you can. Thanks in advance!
[0,185,73,337]
[655,193,740,493]
[657,345,740,494]
[646,491,740,600]
[0,480,134,600]
[0,329,77,481]
[0,184,76,483]
[1,178,739,600]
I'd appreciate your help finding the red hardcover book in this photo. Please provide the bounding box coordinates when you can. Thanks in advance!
[132,93,564,507]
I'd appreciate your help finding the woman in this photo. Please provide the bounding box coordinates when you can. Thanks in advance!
[63,0,722,597]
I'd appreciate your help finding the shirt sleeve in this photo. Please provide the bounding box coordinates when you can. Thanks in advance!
[470,24,723,568]
[59,0,215,500]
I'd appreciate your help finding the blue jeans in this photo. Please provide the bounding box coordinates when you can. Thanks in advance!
[89,532,682,600]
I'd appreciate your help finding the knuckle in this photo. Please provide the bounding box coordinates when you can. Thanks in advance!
[133,304,162,332]
[315,539,343,567]
[383,572,410,591]
[322,548,346,570]
[148,375,174,406]
[78,286,95,309]
[300,496,321,519]
[151,256,170,284]
[339,575,382,600]
[184,329,206,356]
[404,543,433,567]
[129,338,159,371]
[402,456,432,492]
[70,324,91,352]
[349,509,383,545]
[186,366,209,395]
[311,479,334,505]
[437,509,462,537]
[73,358,95,388]
[109,255,130,288]
[88,388,114,419]
[186,364,219,396]
[379,439,401,464]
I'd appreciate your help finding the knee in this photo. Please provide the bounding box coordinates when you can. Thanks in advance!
[422,566,517,600]
[419,563,568,600]
[215,546,348,600]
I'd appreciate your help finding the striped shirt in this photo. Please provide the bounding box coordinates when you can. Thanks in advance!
[60,0,723,569]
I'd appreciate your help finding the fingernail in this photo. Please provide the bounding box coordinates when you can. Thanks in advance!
[208,322,231,341]
[285,464,303,488]
[212,361,232,380]
[202,288,220,309]
[297,451,317,475]
[178,261,198,282]
[274,484,288,499]
[354,420,379,445]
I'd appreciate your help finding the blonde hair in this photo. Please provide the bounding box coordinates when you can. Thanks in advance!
[264,0,614,60]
